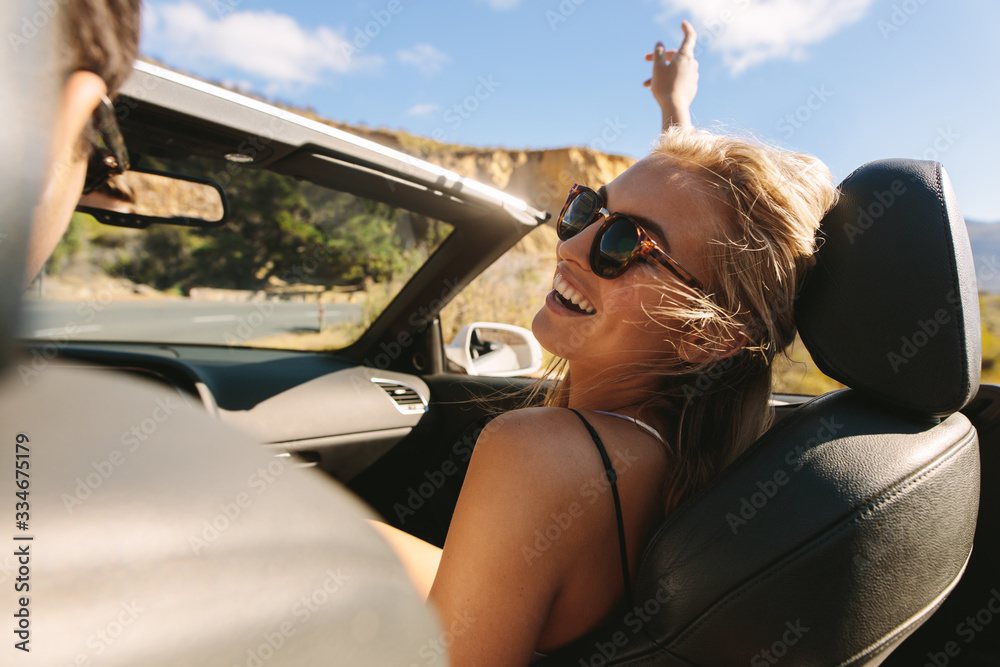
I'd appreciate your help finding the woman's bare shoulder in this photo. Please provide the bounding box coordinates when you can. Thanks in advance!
[470,407,611,489]
[475,407,665,475]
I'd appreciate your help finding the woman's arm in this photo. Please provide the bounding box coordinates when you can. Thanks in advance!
[427,409,601,666]
[368,520,442,599]
[643,20,699,130]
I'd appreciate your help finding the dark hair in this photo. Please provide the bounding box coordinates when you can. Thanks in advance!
[60,0,142,96]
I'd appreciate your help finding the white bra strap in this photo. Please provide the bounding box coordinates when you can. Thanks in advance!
[594,410,665,444]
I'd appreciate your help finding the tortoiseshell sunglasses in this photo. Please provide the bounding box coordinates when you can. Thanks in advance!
[82,95,130,194]
[556,184,703,289]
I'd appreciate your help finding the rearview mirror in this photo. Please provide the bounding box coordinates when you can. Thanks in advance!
[76,167,228,229]
[445,323,544,377]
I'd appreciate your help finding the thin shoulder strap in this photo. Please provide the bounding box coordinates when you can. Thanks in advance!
[568,408,634,609]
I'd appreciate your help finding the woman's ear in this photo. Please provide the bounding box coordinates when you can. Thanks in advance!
[25,71,108,284]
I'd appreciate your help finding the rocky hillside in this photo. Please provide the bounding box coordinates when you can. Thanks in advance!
[294,119,637,254]
[314,116,1000,285]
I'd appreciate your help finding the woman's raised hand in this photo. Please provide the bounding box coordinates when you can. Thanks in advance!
[644,19,699,130]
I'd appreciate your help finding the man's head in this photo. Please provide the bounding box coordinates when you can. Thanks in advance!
[0,0,141,369]
[24,0,141,283]
[61,0,142,97]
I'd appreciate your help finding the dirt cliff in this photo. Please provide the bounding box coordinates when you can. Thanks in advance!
[420,146,635,218]
[317,120,636,253]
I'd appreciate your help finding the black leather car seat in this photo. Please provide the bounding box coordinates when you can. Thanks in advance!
[538,159,981,666]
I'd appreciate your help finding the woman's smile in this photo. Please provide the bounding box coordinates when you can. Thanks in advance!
[550,272,597,315]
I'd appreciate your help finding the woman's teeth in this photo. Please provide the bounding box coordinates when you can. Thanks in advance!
[553,274,596,314]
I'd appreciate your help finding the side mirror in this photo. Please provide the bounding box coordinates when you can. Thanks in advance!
[445,323,543,377]
[76,167,228,229]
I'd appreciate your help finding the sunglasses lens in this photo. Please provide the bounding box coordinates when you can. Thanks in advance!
[559,189,600,240]
[594,218,639,277]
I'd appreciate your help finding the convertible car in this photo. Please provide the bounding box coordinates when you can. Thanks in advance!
[5,62,999,665]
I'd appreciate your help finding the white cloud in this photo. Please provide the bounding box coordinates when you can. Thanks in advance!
[479,0,522,9]
[397,43,450,77]
[657,0,875,74]
[406,103,442,117]
[142,2,381,89]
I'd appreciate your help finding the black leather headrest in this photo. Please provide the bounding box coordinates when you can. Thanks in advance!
[796,159,980,417]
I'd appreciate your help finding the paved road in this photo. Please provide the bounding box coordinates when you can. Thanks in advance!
[20,299,362,346]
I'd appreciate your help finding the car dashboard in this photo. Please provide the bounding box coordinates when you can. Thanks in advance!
[33,342,431,483]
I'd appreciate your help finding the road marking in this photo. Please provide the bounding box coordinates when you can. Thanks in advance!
[32,324,103,337]
[192,315,238,323]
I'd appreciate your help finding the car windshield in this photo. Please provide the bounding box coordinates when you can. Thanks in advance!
[20,154,453,351]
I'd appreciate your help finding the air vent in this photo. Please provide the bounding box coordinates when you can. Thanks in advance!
[372,379,428,415]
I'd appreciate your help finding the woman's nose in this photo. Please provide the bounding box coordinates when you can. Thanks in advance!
[557,215,602,271]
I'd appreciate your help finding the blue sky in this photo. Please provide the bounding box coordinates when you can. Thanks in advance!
[140,0,1000,221]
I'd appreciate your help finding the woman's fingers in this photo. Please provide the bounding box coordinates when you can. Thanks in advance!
[646,19,697,63]
[678,19,697,57]
[645,49,678,62]
[653,41,666,66]
[645,21,699,128]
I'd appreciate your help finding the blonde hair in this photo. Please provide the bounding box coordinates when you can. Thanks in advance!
[531,126,839,513]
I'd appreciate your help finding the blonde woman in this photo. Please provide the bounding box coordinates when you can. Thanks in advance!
[376,21,839,666]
